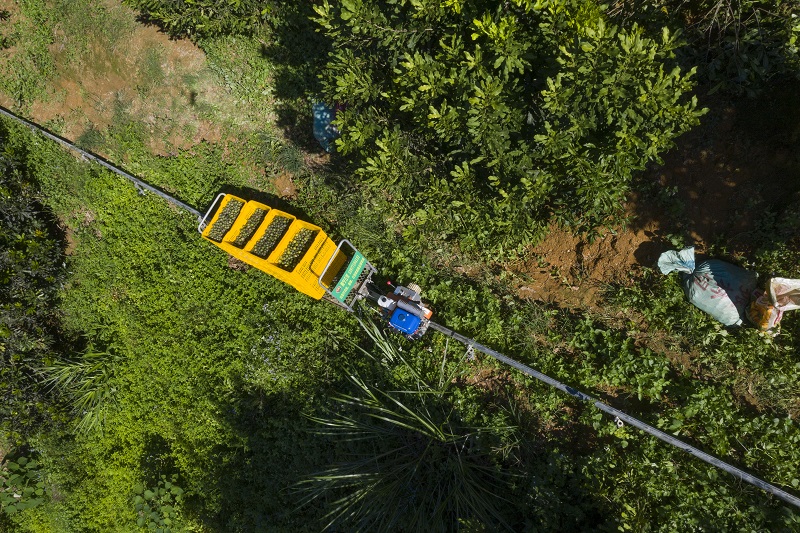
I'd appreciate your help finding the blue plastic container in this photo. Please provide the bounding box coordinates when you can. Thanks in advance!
[389,309,421,335]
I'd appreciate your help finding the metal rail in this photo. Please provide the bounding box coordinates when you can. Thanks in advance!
[4,103,798,510]
[427,320,800,509]
[0,105,202,220]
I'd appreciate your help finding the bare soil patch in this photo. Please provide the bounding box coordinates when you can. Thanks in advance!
[30,16,223,154]
[273,172,298,199]
[513,82,800,309]
[0,0,295,197]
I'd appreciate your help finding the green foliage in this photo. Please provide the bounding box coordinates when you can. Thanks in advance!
[1,455,46,517]
[122,0,269,38]
[133,475,185,532]
[5,108,800,529]
[43,344,122,435]
[597,243,800,526]
[695,0,800,94]
[298,319,517,532]
[570,317,672,401]
[613,0,800,95]
[0,118,68,442]
[538,21,703,231]
[313,0,704,254]
[200,35,279,118]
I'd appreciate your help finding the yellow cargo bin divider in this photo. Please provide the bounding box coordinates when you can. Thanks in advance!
[198,194,343,300]
[311,239,348,288]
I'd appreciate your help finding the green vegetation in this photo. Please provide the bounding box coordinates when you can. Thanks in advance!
[1,455,46,516]
[0,0,54,106]
[1,0,800,531]
[613,0,800,95]
[297,320,517,531]
[133,475,186,531]
[0,119,68,444]
[43,345,122,435]
[123,0,269,38]
[312,0,705,254]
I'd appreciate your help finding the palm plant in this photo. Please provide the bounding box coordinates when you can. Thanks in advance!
[297,317,518,532]
[43,344,120,435]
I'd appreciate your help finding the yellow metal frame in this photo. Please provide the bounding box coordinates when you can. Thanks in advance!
[200,194,346,299]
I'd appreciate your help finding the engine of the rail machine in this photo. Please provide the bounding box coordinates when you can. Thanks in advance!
[376,284,433,339]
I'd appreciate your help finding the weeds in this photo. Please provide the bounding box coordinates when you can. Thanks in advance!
[136,46,166,97]
[43,346,121,435]
[0,1,54,106]
[297,321,518,532]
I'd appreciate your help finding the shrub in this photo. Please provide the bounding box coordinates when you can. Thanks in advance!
[612,0,800,95]
[313,0,704,254]
[0,119,69,442]
[122,0,268,38]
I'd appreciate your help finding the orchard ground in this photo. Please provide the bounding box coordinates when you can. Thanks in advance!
[2,0,799,314]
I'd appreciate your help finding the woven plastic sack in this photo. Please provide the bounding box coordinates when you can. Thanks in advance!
[746,277,800,332]
[658,247,757,326]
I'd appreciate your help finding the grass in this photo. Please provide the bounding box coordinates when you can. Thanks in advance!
[135,46,166,97]
[0,0,55,106]
[2,0,800,530]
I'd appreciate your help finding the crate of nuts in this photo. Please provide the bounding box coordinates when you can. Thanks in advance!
[200,194,337,300]
[246,212,294,259]
[202,195,246,242]
[270,220,325,272]
[231,206,269,248]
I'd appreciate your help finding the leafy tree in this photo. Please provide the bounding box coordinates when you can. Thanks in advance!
[123,0,271,38]
[313,0,704,254]
[0,119,68,442]
[611,0,800,94]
